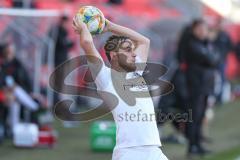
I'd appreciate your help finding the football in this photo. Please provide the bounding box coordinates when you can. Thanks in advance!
[75,6,106,35]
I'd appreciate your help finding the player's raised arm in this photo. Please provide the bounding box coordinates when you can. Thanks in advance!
[104,20,150,63]
[72,16,104,81]
[72,16,103,63]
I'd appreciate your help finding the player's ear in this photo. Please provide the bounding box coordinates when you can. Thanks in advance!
[110,51,117,60]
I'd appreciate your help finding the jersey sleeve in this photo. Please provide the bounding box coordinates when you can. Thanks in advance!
[87,60,110,90]
[95,64,111,90]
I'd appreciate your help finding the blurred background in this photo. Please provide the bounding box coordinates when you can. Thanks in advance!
[0,0,240,160]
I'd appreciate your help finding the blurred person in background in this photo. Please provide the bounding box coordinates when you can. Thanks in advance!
[0,42,32,93]
[0,61,8,143]
[235,41,240,61]
[0,42,39,136]
[176,24,192,66]
[50,14,74,103]
[156,23,193,145]
[52,15,74,68]
[50,14,77,128]
[209,18,233,104]
[234,38,240,77]
[184,19,220,157]
[11,0,36,8]
[108,0,123,5]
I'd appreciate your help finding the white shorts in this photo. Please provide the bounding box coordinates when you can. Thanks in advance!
[112,146,168,160]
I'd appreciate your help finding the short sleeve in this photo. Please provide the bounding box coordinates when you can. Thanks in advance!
[94,64,111,90]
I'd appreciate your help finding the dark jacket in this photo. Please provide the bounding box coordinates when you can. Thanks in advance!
[235,41,240,60]
[212,31,233,64]
[185,34,219,95]
[52,25,74,66]
[0,67,5,89]
[1,58,32,92]
[176,25,191,63]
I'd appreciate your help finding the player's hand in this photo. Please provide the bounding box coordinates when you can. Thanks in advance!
[102,19,112,33]
[72,15,87,34]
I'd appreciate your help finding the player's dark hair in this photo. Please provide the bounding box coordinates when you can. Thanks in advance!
[104,35,129,61]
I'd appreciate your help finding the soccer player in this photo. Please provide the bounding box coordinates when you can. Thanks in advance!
[72,16,168,160]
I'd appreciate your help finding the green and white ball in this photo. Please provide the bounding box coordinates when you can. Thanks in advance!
[76,6,106,35]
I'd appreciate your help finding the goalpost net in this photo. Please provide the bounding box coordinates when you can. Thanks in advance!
[0,8,61,107]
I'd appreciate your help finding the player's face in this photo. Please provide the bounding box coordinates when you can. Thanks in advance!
[116,39,136,72]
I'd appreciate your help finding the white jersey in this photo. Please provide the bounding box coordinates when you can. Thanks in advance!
[112,146,168,160]
[93,60,161,149]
